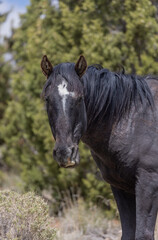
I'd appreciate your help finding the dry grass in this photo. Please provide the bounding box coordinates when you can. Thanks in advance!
[53,197,158,240]
[54,198,121,240]
[0,175,158,240]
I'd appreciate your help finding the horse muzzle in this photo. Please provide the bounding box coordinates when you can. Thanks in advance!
[53,144,79,168]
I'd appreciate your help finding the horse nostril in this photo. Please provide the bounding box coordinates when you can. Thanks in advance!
[70,146,75,158]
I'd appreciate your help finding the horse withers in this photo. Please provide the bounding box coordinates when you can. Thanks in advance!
[41,55,158,240]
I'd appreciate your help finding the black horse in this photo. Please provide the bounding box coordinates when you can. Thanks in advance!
[41,55,158,240]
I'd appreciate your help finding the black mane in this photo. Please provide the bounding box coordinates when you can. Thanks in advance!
[82,66,154,127]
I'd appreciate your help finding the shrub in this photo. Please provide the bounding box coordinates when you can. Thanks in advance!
[0,190,56,240]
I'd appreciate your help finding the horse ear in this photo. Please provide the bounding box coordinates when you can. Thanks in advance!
[75,55,87,77]
[41,55,53,78]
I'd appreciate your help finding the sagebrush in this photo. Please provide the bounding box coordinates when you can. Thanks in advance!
[0,190,56,240]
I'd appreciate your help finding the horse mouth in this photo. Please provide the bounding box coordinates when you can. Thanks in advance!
[60,147,80,168]
[59,160,77,168]
[65,159,76,168]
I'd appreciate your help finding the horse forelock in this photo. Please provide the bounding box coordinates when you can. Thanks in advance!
[42,63,84,98]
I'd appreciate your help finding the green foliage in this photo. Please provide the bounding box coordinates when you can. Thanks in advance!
[0,54,11,121]
[0,11,11,122]
[0,190,56,239]
[82,173,115,213]
[123,0,158,74]
[1,0,158,214]
[0,10,10,24]
[0,10,12,177]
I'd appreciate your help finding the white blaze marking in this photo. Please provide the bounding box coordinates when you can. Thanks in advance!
[58,80,75,113]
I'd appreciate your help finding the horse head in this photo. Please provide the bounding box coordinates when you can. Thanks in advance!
[41,55,87,168]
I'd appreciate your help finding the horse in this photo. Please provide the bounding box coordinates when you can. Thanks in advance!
[41,55,158,240]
